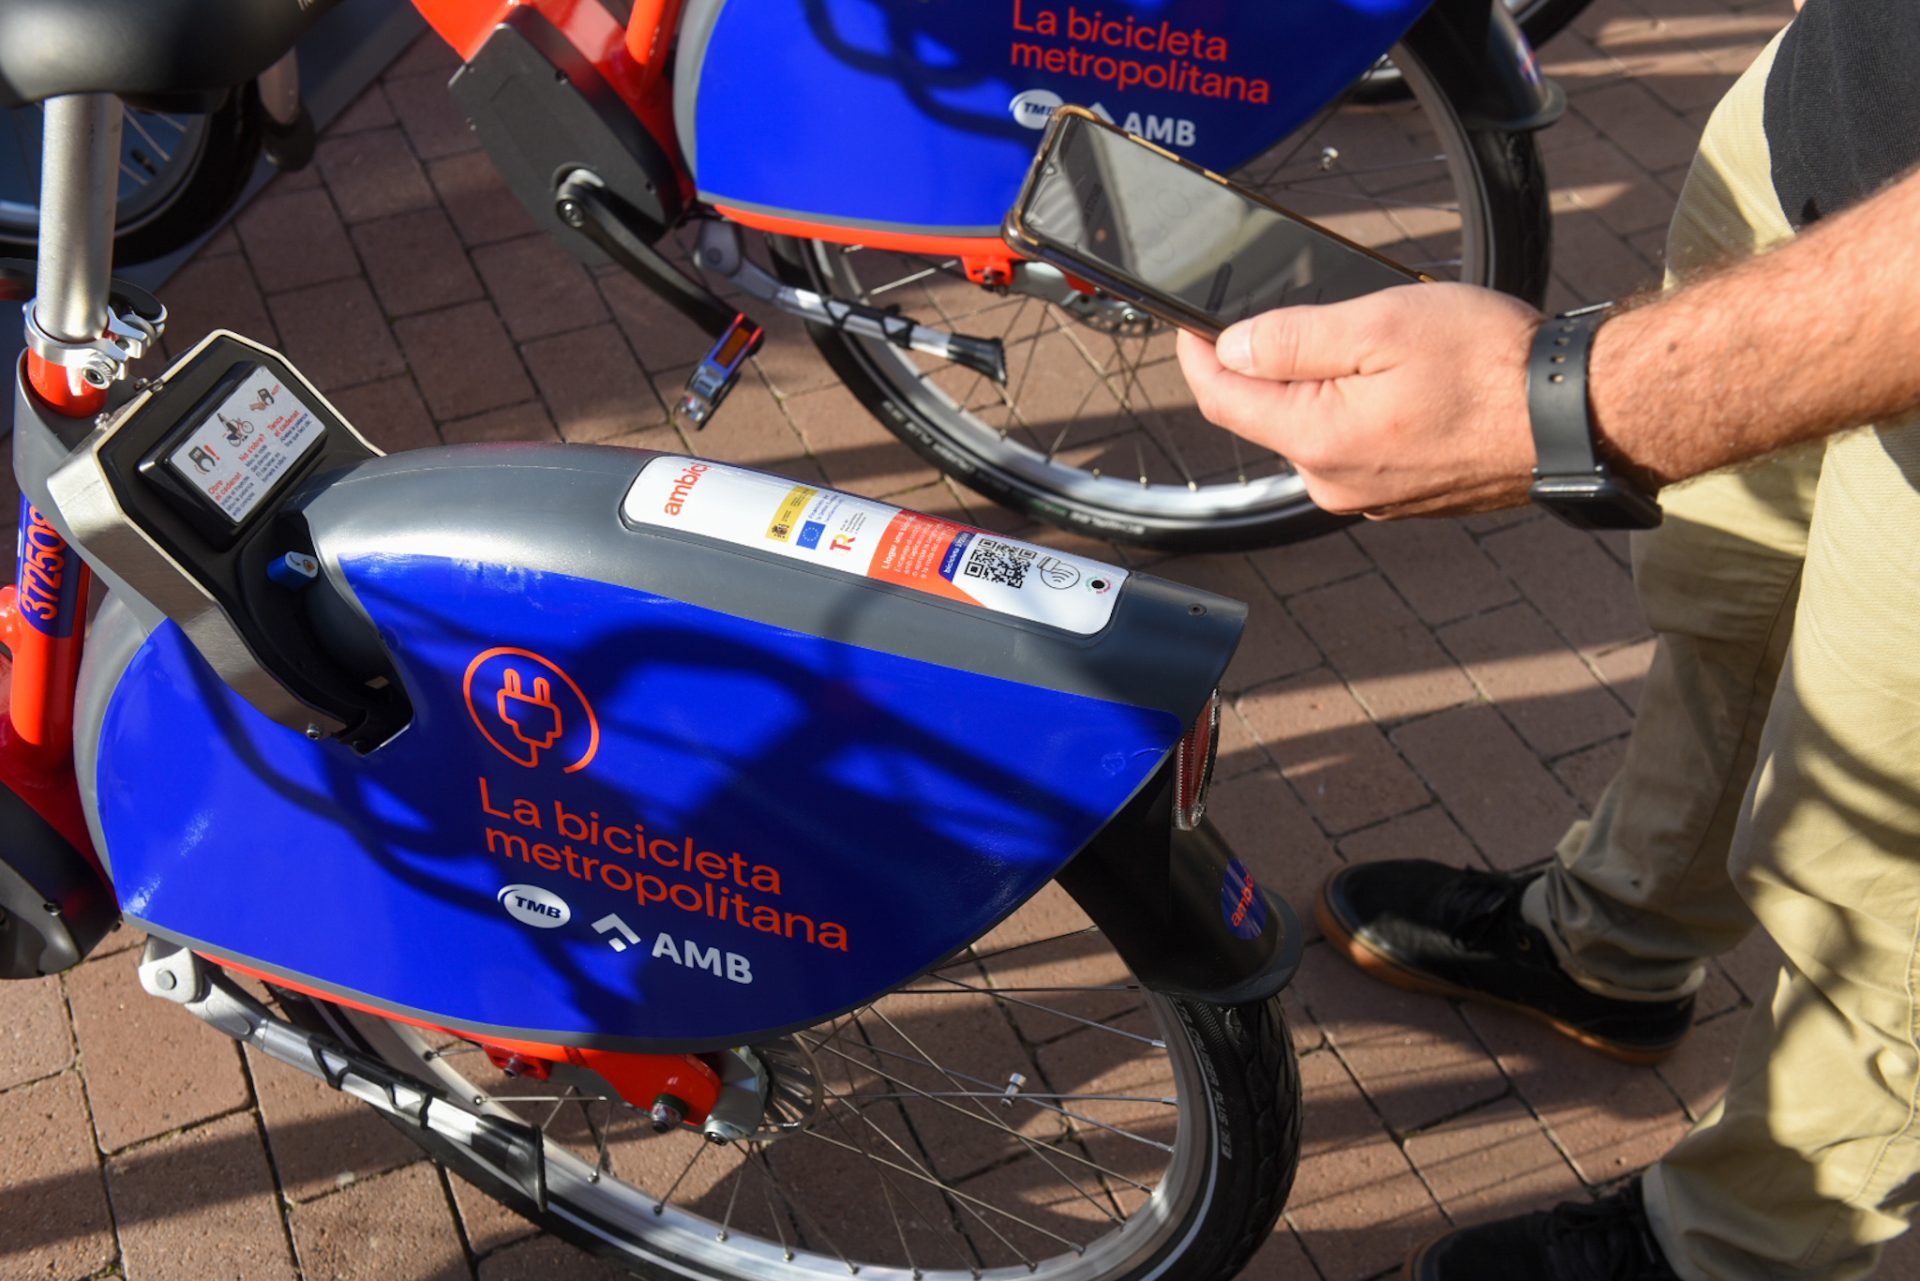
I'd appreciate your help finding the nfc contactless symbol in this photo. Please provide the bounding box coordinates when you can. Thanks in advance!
[464,647,601,772]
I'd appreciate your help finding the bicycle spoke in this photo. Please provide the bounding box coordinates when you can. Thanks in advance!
[920,973,1164,1046]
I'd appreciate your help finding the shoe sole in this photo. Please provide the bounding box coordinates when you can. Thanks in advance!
[1314,884,1682,1067]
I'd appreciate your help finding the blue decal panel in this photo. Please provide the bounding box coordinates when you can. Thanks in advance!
[686,0,1427,232]
[96,557,1178,1045]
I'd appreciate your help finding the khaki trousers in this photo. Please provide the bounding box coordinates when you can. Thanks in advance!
[1514,30,1920,1281]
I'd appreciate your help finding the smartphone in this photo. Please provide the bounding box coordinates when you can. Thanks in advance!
[1003,106,1427,339]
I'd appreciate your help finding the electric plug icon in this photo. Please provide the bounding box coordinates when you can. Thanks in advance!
[497,669,564,761]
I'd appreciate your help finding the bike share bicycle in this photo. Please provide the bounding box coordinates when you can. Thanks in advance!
[4,0,1561,553]
[0,4,1311,1278]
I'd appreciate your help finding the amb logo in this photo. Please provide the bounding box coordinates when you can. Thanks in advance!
[464,648,600,772]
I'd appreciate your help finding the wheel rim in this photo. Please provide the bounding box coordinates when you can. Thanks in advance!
[0,105,213,239]
[329,885,1217,1280]
[800,42,1494,533]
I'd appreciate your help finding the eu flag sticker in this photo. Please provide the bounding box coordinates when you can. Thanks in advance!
[797,520,826,550]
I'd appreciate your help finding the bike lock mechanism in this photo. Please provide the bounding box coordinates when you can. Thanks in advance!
[551,171,1006,428]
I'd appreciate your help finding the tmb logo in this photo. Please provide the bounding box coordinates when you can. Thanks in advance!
[1009,88,1063,128]
[498,883,571,929]
[464,648,600,772]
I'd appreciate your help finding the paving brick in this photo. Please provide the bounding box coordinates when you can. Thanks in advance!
[1214,699,1267,781]
[1592,637,1656,711]
[1717,927,1786,1007]
[1656,1007,1749,1123]
[1338,803,1481,871]
[1150,554,1319,692]
[429,152,541,247]
[1291,574,1477,723]
[1482,516,1647,656]
[523,322,662,443]
[1349,519,1517,626]
[110,1111,297,1281]
[0,1074,116,1280]
[269,277,408,392]
[1553,735,1630,812]
[395,300,534,420]
[329,375,443,453]
[1238,670,1430,835]
[472,235,609,341]
[600,266,721,372]
[247,1046,421,1202]
[67,951,250,1151]
[236,188,360,294]
[476,1232,631,1280]
[1464,1004,1692,1184]
[158,251,277,362]
[318,127,439,224]
[290,1162,471,1281]
[389,29,461,79]
[750,309,845,399]
[0,973,72,1090]
[1248,528,1370,598]
[446,1168,539,1256]
[1205,769,1342,945]
[1235,1225,1319,1281]
[1287,1049,1447,1281]
[1441,602,1634,757]
[353,207,484,317]
[655,370,809,475]
[784,381,937,499]
[1551,210,1665,306]
[329,83,397,135]
[1291,945,1507,1134]
[1573,80,1705,173]
[1394,705,1585,871]
[1404,1097,1585,1225]
[383,71,478,161]
[1541,135,1677,238]
[438,401,561,446]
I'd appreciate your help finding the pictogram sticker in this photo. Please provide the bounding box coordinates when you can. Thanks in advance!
[464,647,601,772]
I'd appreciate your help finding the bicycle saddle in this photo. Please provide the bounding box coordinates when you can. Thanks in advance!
[0,0,330,110]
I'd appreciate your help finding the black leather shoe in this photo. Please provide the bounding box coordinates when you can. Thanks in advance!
[1317,861,1693,1063]
[1406,1181,1681,1280]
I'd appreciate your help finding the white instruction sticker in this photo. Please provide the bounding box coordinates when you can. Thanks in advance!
[624,457,1127,634]
[168,365,323,524]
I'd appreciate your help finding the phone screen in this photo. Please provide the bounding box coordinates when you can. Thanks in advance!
[1016,114,1419,333]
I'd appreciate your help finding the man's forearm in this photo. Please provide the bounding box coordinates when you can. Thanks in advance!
[1589,163,1920,488]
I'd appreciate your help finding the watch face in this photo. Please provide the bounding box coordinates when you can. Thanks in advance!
[1529,475,1663,530]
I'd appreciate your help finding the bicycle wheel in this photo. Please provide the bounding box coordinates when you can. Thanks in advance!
[773,12,1550,552]
[0,91,261,266]
[277,881,1302,1281]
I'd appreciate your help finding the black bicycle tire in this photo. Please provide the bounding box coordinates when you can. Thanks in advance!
[770,11,1551,553]
[275,964,1302,1280]
[0,90,263,267]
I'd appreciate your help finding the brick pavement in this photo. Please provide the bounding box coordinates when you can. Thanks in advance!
[11,0,1919,1277]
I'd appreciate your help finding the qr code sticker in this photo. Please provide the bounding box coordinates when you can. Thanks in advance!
[963,537,1039,588]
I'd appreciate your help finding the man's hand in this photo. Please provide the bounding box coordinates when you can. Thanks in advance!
[1176,283,1544,518]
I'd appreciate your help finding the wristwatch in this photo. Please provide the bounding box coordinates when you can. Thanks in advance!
[1526,309,1662,530]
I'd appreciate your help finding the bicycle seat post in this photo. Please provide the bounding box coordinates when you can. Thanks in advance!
[26,94,124,414]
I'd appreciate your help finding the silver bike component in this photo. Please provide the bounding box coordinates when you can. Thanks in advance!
[695,220,994,374]
[700,1046,768,1145]
[22,293,166,394]
[138,938,210,1004]
[31,95,128,395]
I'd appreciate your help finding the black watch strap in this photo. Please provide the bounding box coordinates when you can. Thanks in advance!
[1526,309,1662,530]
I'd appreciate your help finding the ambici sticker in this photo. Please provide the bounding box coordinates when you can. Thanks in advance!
[624,457,1127,634]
